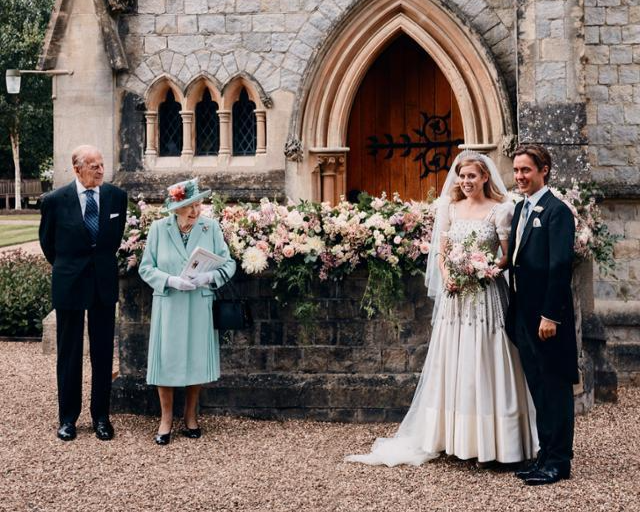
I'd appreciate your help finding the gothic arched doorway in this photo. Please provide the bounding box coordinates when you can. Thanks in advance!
[346,35,463,201]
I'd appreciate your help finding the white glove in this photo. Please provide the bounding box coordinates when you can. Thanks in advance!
[167,276,197,291]
[188,271,216,288]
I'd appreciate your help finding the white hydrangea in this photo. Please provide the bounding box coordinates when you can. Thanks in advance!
[306,236,325,254]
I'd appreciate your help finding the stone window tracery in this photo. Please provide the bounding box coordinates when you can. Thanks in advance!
[158,89,182,157]
[143,77,268,168]
[232,88,257,156]
[195,89,220,156]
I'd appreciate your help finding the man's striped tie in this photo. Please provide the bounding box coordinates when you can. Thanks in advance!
[84,189,99,245]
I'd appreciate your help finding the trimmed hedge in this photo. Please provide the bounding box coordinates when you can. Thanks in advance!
[0,250,52,337]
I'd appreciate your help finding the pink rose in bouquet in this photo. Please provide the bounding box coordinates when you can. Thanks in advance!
[443,231,502,297]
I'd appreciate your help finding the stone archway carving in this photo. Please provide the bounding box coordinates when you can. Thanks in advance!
[295,0,515,202]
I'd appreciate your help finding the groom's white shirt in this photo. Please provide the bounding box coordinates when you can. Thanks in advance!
[523,185,549,223]
[514,185,549,253]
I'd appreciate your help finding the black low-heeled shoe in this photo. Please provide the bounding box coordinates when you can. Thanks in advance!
[154,431,172,445]
[181,426,202,439]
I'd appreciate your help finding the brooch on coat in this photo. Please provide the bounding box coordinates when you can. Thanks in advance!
[202,225,209,233]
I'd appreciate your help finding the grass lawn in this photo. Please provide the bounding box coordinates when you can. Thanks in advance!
[0,224,39,247]
[0,214,41,221]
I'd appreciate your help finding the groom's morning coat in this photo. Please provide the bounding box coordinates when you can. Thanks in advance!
[505,190,579,384]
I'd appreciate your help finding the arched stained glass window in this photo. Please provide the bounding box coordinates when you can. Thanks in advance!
[232,88,257,156]
[158,89,182,157]
[196,89,220,156]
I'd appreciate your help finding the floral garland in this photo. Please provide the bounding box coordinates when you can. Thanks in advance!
[218,193,434,324]
[117,182,617,323]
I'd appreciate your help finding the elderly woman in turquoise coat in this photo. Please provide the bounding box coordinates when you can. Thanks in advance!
[139,178,236,445]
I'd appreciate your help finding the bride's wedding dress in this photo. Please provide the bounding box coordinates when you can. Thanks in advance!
[346,202,538,466]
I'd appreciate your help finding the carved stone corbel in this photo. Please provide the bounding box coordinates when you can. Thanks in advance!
[309,148,349,204]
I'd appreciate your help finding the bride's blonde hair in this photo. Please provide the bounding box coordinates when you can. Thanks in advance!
[449,157,505,203]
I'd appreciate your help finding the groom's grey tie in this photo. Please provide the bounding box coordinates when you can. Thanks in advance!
[516,199,531,245]
[512,199,531,275]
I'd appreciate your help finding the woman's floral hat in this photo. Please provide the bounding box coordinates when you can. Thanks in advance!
[162,177,211,212]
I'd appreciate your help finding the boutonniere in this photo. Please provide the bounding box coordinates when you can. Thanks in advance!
[202,225,209,233]
[533,218,542,228]
[533,205,544,213]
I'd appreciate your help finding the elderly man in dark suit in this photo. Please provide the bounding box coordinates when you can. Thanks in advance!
[506,144,578,485]
[39,145,128,441]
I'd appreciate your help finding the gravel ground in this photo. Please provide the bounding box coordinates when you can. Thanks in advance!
[1,342,638,512]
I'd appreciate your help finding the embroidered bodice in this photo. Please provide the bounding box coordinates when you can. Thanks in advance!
[444,201,514,255]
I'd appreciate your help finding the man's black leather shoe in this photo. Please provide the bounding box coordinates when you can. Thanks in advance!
[93,420,114,441]
[57,423,77,441]
[515,455,544,480]
[523,464,571,486]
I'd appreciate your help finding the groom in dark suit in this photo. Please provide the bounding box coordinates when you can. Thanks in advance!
[506,144,578,485]
[39,145,127,441]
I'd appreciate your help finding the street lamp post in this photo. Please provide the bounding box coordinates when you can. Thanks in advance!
[4,69,73,209]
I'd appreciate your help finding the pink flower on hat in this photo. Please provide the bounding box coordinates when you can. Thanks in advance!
[169,185,186,202]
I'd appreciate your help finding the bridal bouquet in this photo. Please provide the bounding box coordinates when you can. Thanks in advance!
[443,232,502,297]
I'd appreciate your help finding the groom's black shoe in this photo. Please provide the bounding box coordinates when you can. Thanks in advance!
[93,420,115,441]
[57,423,77,441]
[515,455,544,480]
[523,463,571,486]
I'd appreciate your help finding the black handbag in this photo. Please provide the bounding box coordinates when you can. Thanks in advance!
[212,268,253,330]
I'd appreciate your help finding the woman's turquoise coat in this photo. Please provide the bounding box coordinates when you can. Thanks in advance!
[139,215,236,387]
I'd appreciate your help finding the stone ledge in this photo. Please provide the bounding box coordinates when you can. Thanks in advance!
[112,169,286,202]
[112,372,421,422]
[595,300,640,326]
[597,184,640,201]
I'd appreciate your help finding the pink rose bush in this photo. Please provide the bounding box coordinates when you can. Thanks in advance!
[443,232,502,297]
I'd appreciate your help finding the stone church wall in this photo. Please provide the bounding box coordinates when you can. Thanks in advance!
[581,0,640,377]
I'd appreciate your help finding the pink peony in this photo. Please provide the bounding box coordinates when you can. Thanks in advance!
[469,251,488,271]
[256,240,270,252]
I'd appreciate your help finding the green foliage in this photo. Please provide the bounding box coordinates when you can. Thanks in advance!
[0,249,52,336]
[210,192,230,216]
[272,256,320,332]
[0,0,54,179]
[361,259,404,326]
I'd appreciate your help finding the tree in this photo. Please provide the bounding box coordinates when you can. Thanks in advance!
[0,0,54,208]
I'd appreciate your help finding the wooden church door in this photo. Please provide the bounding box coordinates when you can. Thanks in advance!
[346,35,464,201]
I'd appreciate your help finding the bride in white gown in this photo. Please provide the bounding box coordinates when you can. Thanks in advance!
[346,151,538,466]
